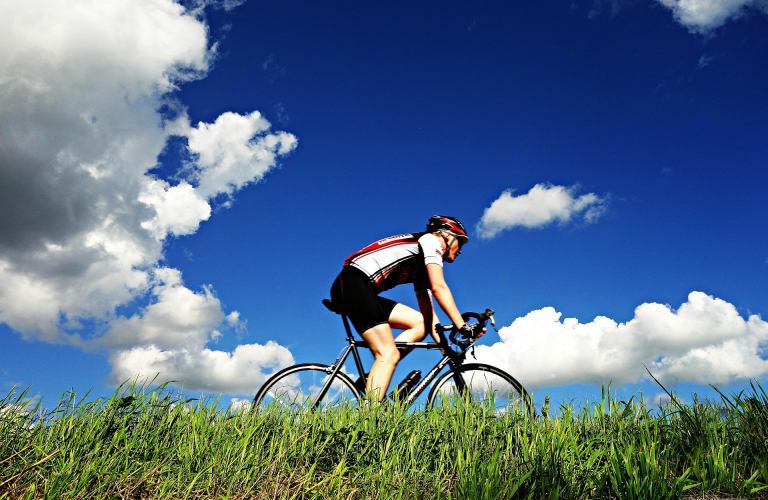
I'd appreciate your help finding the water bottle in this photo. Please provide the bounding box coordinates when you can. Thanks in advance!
[390,370,421,401]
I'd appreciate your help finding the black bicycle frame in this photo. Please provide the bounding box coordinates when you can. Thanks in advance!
[310,312,473,408]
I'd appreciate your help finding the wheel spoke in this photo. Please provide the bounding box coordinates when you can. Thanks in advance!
[254,364,360,412]
[428,363,531,414]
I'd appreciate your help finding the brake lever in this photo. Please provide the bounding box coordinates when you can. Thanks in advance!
[486,309,499,333]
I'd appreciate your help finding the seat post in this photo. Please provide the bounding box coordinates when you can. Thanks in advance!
[341,314,355,342]
[341,313,368,384]
[322,298,367,382]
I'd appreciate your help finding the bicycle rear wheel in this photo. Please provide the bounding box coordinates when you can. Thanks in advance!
[252,363,362,412]
[427,363,532,414]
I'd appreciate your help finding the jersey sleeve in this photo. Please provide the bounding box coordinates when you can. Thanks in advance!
[419,233,444,267]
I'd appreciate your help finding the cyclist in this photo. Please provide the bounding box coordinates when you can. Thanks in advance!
[330,215,484,401]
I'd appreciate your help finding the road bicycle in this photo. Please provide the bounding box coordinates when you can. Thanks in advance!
[252,299,532,413]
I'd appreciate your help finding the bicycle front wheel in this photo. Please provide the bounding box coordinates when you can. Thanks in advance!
[427,363,532,414]
[252,363,362,412]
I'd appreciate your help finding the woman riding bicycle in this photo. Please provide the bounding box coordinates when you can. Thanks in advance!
[330,215,484,401]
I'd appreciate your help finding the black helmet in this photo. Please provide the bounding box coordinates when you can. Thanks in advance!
[426,215,468,245]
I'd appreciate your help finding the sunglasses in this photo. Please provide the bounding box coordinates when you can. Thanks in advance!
[444,234,465,251]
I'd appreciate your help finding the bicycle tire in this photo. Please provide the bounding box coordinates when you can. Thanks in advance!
[426,363,532,414]
[252,363,362,411]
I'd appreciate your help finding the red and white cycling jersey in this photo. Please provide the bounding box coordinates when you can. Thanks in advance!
[344,232,443,293]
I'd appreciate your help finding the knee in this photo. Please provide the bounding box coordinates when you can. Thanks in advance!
[402,320,426,341]
[377,346,401,365]
[412,323,426,340]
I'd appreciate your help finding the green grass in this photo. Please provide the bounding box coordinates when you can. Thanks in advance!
[1,380,767,499]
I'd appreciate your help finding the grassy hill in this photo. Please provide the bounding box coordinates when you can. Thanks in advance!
[1,381,767,499]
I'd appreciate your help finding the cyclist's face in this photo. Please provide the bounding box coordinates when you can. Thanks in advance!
[443,237,463,263]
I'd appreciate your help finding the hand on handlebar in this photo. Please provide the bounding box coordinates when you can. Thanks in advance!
[459,322,485,339]
[438,309,494,350]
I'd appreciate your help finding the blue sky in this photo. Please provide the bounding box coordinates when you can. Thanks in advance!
[1,0,767,409]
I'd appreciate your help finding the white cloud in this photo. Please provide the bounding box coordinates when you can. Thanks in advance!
[139,180,211,237]
[95,268,290,393]
[94,268,225,350]
[189,0,247,12]
[107,339,293,396]
[476,183,607,239]
[655,0,768,34]
[0,0,296,395]
[476,291,768,389]
[102,271,293,396]
[230,397,252,411]
[651,392,673,408]
[186,111,298,199]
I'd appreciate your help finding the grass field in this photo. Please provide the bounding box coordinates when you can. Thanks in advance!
[1,380,767,499]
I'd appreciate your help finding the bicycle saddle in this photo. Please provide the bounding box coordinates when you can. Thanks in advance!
[322,299,342,314]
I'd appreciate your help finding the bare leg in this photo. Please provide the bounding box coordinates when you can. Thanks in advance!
[361,323,400,402]
[389,303,427,360]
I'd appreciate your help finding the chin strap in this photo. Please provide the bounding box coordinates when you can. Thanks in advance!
[441,233,457,259]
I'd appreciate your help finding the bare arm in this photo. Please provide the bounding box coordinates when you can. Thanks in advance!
[415,285,442,343]
[426,263,465,329]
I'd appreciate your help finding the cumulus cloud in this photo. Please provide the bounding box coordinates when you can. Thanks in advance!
[0,0,296,394]
[651,392,673,408]
[108,342,293,395]
[186,111,298,199]
[230,398,252,411]
[476,183,607,239]
[139,180,212,237]
[476,292,768,389]
[655,0,768,34]
[97,268,294,394]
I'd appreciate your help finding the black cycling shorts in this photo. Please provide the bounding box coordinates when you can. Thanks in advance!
[330,266,398,335]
